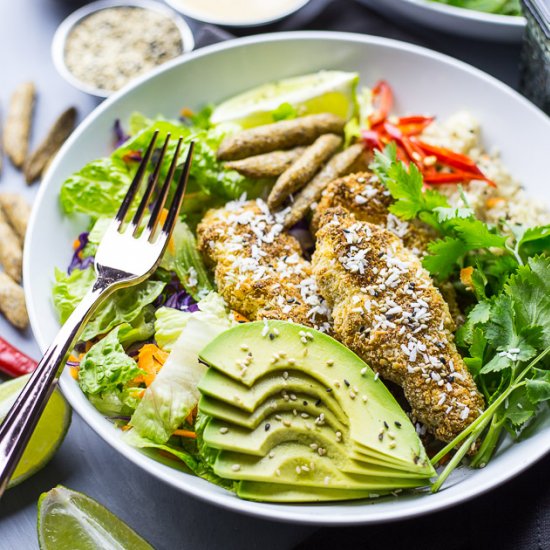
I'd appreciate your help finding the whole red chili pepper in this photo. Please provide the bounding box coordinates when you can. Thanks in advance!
[0,337,37,378]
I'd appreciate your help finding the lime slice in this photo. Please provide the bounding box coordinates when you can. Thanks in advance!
[210,70,359,128]
[38,486,154,550]
[0,374,71,489]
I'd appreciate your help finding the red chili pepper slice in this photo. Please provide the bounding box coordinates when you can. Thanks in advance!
[0,338,37,378]
[396,116,435,136]
[369,80,393,128]
[362,129,383,150]
[425,172,497,187]
[413,139,484,177]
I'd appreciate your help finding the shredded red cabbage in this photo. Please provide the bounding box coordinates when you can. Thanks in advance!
[113,119,130,148]
[165,290,199,312]
[68,232,94,274]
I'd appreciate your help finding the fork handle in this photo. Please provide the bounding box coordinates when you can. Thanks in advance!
[0,281,108,497]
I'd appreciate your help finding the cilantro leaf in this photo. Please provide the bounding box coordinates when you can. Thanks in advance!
[463,326,487,375]
[502,387,537,431]
[526,369,550,404]
[516,224,550,257]
[423,237,468,278]
[447,217,507,249]
[371,146,448,222]
[506,256,550,348]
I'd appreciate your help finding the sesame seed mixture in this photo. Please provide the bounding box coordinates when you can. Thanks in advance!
[197,197,331,332]
[312,206,484,443]
[64,7,183,92]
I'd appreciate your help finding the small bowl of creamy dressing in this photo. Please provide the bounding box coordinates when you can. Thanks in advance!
[52,0,195,98]
[165,0,312,27]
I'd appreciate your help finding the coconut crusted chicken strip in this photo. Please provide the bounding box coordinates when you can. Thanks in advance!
[312,207,484,442]
[312,172,436,255]
[312,172,463,322]
[197,198,331,333]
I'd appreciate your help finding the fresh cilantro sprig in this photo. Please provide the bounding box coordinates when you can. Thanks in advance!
[371,145,550,288]
[370,146,550,489]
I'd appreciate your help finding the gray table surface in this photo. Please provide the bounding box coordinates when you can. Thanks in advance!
[0,0,543,549]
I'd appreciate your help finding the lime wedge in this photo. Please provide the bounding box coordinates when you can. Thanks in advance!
[0,374,71,489]
[38,486,154,550]
[210,70,359,128]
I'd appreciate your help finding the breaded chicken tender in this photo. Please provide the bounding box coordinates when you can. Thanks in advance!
[197,199,331,332]
[312,172,436,255]
[312,172,463,323]
[312,207,484,442]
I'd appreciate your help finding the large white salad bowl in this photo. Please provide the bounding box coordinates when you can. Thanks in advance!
[24,32,550,524]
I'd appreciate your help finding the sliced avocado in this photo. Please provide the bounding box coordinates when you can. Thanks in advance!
[214,443,428,491]
[197,321,435,501]
[237,481,390,503]
[198,368,346,423]
[204,411,345,455]
[204,414,427,480]
[199,321,433,475]
[199,391,343,430]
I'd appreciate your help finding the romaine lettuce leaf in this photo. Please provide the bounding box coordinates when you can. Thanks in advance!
[78,324,142,396]
[154,307,190,352]
[53,267,96,324]
[82,217,111,258]
[82,279,165,342]
[52,267,165,341]
[160,220,214,299]
[123,428,234,490]
[60,157,133,218]
[130,293,234,443]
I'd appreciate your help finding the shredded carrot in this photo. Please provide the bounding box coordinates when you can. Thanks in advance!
[121,424,132,431]
[485,196,506,209]
[68,354,80,364]
[185,405,198,425]
[72,238,81,250]
[232,311,249,323]
[180,107,194,118]
[131,344,169,387]
[173,429,197,439]
[70,366,79,380]
[156,209,176,254]
[460,266,474,290]
[84,342,93,352]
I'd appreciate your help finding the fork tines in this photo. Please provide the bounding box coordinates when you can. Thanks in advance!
[114,132,194,241]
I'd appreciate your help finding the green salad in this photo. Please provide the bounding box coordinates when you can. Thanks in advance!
[53,71,549,503]
[431,0,521,16]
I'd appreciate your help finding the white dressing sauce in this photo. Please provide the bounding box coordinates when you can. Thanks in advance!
[173,0,306,24]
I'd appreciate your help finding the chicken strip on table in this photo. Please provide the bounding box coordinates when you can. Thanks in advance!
[312,206,484,442]
[197,198,331,333]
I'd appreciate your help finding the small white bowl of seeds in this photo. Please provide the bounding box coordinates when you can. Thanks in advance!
[52,0,195,98]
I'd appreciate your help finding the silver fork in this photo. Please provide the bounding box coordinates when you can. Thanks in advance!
[0,132,194,496]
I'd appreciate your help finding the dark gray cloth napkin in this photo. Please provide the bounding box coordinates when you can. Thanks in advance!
[190,3,548,548]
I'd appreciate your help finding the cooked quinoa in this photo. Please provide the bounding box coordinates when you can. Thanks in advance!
[421,112,550,227]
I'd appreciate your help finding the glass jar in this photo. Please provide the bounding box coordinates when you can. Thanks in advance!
[520,0,550,114]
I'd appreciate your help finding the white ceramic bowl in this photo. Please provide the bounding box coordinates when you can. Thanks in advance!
[356,0,525,42]
[165,0,311,27]
[51,0,195,98]
[25,32,550,524]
